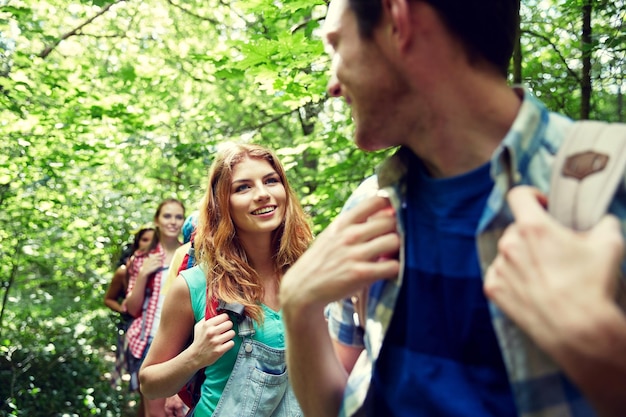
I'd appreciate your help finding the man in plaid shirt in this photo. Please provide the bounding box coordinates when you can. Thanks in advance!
[280,0,626,416]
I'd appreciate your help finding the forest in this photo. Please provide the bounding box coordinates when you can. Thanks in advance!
[1,0,624,415]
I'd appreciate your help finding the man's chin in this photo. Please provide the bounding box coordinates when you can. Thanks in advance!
[354,130,393,152]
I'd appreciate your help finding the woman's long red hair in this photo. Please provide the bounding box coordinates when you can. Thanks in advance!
[195,143,312,323]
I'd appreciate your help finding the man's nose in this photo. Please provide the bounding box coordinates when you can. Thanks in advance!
[327,73,342,97]
[327,54,342,97]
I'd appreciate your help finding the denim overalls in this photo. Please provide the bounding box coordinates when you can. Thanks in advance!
[208,317,301,417]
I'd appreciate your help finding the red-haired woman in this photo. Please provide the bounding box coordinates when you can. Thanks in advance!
[140,143,312,416]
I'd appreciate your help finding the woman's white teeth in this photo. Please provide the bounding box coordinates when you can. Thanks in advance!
[252,207,275,215]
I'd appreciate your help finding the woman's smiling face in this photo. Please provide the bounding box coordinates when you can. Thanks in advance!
[155,202,185,240]
[229,156,286,238]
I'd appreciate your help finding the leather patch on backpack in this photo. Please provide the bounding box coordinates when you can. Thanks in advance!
[562,151,609,180]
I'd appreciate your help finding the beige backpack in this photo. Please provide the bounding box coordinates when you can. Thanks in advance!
[549,120,626,230]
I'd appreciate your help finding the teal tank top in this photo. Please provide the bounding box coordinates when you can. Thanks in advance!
[180,265,286,415]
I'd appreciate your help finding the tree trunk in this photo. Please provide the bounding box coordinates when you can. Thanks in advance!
[512,0,522,84]
[580,0,593,120]
[0,241,21,337]
[618,83,623,123]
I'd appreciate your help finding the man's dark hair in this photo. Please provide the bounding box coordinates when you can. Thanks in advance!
[348,0,519,77]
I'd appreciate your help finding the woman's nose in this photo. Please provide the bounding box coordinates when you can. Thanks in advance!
[254,185,270,201]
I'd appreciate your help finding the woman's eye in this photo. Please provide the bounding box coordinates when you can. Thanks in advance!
[235,184,250,193]
[266,177,280,185]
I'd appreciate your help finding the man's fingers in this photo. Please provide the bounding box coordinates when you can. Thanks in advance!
[592,214,622,237]
[338,195,393,228]
[342,212,397,247]
[353,258,400,283]
[507,186,548,223]
[357,232,400,262]
[591,215,625,258]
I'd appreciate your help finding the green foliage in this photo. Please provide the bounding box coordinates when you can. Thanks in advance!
[1,0,625,414]
[1,306,136,416]
[520,0,625,120]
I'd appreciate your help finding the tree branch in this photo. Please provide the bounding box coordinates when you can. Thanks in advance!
[522,29,581,83]
[166,0,220,25]
[290,16,325,34]
[231,108,299,136]
[38,0,127,59]
[218,0,253,26]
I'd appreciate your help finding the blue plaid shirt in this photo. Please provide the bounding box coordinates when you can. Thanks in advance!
[327,89,626,417]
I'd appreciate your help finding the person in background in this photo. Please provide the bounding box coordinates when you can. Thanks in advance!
[104,225,154,398]
[105,226,155,316]
[159,211,198,417]
[139,143,312,417]
[279,0,626,416]
[125,198,185,417]
[160,211,199,297]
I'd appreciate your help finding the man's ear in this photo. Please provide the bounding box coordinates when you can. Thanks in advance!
[383,0,412,52]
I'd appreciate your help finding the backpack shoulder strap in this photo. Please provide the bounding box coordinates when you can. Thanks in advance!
[548,121,626,231]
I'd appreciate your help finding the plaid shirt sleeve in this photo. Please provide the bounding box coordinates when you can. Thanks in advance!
[325,175,381,348]
[327,298,364,348]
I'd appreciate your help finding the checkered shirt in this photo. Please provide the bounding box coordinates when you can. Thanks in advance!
[327,88,626,417]
[125,244,165,359]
